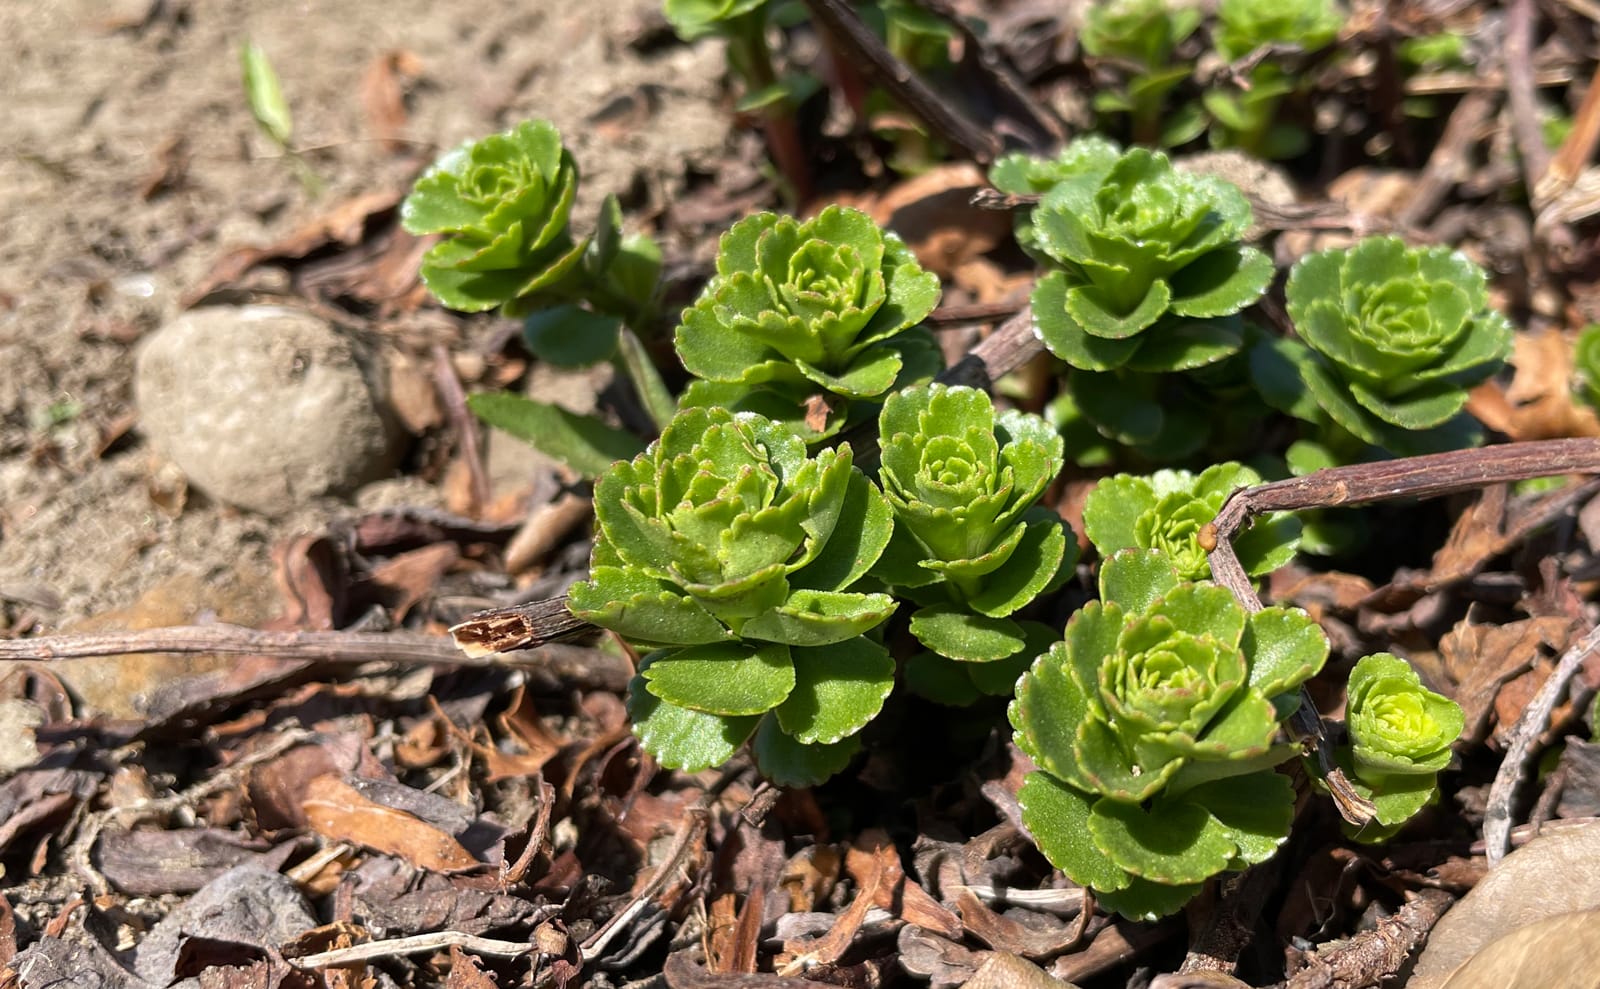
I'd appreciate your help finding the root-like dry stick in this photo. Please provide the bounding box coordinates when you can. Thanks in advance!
[1483,622,1600,865]
[0,624,630,692]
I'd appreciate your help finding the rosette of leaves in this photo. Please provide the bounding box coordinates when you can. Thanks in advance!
[401,120,586,316]
[1080,0,1204,147]
[676,206,943,442]
[1027,146,1274,374]
[567,406,900,786]
[1010,550,1328,919]
[988,137,1121,263]
[1335,653,1463,841]
[873,384,1077,703]
[1255,236,1513,453]
[1083,463,1299,581]
[1205,0,1342,158]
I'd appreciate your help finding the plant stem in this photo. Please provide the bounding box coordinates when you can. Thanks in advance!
[725,12,813,203]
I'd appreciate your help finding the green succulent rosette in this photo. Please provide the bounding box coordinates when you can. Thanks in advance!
[1258,236,1514,452]
[1332,652,1463,840]
[872,384,1077,700]
[676,206,943,442]
[1204,0,1342,157]
[401,120,586,315]
[1081,0,1205,147]
[988,137,1122,262]
[1026,146,1274,373]
[1083,463,1300,580]
[1010,550,1327,919]
[1212,0,1341,63]
[568,406,899,786]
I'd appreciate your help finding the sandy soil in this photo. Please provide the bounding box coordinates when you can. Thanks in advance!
[0,0,730,629]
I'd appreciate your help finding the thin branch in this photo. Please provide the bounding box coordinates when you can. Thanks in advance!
[1276,889,1454,989]
[0,623,629,691]
[289,928,559,969]
[798,0,999,164]
[1205,438,1600,826]
[1483,622,1600,865]
[432,342,489,516]
[1505,0,1552,192]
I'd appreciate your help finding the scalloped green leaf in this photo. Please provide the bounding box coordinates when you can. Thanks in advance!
[775,638,896,743]
[642,641,794,716]
[1083,475,1160,556]
[1011,640,1097,788]
[1094,876,1205,921]
[1243,606,1328,698]
[469,392,644,480]
[791,472,895,593]
[1032,273,1140,371]
[627,675,760,772]
[751,715,861,787]
[739,590,897,647]
[1065,280,1173,341]
[967,519,1070,618]
[1098,549,1181,614]
[910,606,1027,662]
[1166,245,1274,319]
[1121,316,1247,373]
[1192,771,1296,865]
[1017,772,1133,894]
[567,567,732,646]
[1088,796,1235,885]
[1147,584,1247,649]
[966,621,1054,696]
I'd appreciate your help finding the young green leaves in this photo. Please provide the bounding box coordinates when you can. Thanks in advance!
[567,407,897,786]
[1205,0,1342,158]
[1257,236,1513,453]
[1081,0,1204,147]
[1083,463,1299,580]
[1010,551,1327,919]
[1336,653,1463,841]
[875,384,1076,702]
[677,206,942,442]
[1026,144,1273,374]
[402,120,585,315]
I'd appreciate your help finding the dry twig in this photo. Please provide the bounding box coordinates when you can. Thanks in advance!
[1482,622,1600,865]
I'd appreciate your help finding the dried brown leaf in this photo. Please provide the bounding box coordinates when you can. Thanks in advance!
[301,774,480,873]
[1466,329,1600,441]
[1439,616,1575,744]
[446,945,498,989]
[779,845,841,912]
[360,51,421,151]
[954,889,1082,960]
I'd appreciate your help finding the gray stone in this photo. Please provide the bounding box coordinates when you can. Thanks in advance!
[1410,820,1600,989]
[135,306,399,514]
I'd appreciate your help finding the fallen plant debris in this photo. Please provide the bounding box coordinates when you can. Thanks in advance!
[15,0,1600,986]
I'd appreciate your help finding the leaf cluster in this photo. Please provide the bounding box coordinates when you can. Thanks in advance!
[1083,463,1299,581]
[1010,550,1328,919]
[874,384,1077,702]
[568,407,900,786]
[1024,142,1273,374]
[677,206,943,442]
[1333,652,1463,841]
[1080,0,1205,147]
[1254,236,1513,453]
[1574,324,1600,410]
